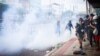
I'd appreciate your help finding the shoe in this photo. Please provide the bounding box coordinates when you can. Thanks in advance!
[80,51,86,55]
[73,51,80,55]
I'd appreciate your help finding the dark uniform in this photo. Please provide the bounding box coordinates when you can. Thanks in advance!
[87,19,95,47]
[76,22,85,40]
[66,20,73,34]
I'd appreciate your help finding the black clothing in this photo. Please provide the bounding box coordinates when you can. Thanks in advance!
[76,23,85,39]
[96,16,100,35]
[76,23,85,34]
[87,19,95,47]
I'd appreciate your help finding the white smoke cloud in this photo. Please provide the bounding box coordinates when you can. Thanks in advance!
[0,0,85,54]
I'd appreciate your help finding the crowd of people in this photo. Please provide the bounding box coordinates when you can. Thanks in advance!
[75,13,100,51]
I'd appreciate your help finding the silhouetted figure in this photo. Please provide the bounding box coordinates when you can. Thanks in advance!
[75,18,85,50]
[87,14,95,47]
[66,20,73,34]
[84,15,89,34]
[56,20,60,36]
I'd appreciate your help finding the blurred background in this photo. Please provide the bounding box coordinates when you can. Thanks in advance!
[0,0,89,56]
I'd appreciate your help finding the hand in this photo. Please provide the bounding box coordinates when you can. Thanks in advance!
[90,24,95,28]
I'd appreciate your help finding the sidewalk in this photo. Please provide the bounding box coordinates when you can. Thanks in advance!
[46,37,100,56]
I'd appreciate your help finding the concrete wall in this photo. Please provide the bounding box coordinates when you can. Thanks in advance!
[95,8,100,16]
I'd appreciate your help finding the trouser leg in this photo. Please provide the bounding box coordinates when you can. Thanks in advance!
[88,30,93,47]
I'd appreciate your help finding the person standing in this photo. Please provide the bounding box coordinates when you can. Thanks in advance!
[75,18,85,50]
[87,14,95,47]
[84,15,89,39]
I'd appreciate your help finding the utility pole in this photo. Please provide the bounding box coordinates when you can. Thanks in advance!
[86,0,89,14]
